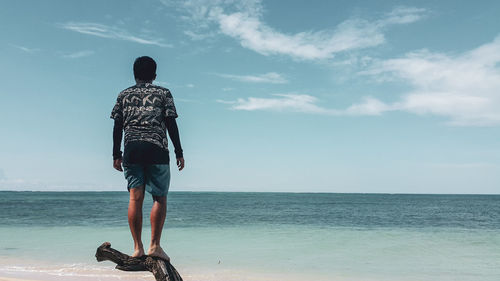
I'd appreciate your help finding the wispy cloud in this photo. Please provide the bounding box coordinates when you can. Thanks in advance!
[184,30,216,40]
[215,72,288,84]
[218,94,339,114]
[11,44,40,54]
[59,22,172,47]
[61,50,94,59]
[156,81,170,87]
[169,1,426,60]
[156,81,196,89]
[218,94,388,116]
[379,6,428,25]
[353,34,500,126]
[221,35,500,127]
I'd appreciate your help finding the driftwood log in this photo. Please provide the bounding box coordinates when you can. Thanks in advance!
[95,242,183,281]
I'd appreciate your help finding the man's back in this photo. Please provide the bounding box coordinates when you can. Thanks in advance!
[111,82,178,153]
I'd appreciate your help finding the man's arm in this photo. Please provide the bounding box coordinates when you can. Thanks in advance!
[112,119,123,172]
[166,116,184,170]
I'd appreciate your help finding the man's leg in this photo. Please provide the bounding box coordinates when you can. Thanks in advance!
[147,195,170,261]
[128,185,145,257]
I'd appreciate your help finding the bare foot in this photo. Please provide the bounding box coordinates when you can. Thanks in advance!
[147,245,170,262]
[131,247,145,258]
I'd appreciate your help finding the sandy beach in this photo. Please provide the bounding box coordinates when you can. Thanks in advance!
[0,266,336,281]
[0,256,329,281]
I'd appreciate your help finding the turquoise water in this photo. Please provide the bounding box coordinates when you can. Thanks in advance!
[0,191,499,280]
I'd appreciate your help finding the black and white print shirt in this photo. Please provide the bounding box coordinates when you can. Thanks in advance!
[110,82,178,151]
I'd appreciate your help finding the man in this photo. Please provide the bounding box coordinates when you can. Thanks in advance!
[110,56,184,261]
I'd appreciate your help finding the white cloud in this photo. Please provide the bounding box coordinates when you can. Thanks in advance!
[215,12,383,60]
[156,81,170,86]
[177,2,499,126]
[354,35,500,126]
[11,44,40,54]
[218,94,340,114]
[59,22,171,47]
[219,35,500,126]
[156,81,196,89]
[380,6,427,25]
[61,50,95,59]
[218,93,393,116]
[216,72,288,84]
[184,30,216,40]
[224,35,500,126]
[344,97,394,116]
[216,99,236,104]
[218,92,403,119]
[170,1,426,60]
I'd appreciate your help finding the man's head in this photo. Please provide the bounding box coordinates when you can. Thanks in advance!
[133,56,157,82]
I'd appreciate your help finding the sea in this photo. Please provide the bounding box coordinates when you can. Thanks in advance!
[0,191,499,281]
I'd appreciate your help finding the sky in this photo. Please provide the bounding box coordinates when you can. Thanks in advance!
[0,0,499,193]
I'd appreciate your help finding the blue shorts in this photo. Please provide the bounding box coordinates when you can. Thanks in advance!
[123,163,170,197]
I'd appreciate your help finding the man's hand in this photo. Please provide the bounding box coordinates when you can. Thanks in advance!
[113,158,123,172]
[176,157,185,171]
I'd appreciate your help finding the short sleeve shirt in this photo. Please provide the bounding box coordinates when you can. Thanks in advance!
[110,82,178,152]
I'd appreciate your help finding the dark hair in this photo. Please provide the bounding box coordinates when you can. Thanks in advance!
[133,56,157,81]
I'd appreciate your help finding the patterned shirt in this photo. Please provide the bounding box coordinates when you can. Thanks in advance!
[110,82,178,152]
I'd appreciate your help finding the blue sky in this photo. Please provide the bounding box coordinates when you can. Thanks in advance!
[1,0,499,193]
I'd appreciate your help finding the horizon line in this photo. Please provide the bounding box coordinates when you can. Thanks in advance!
[0,189,499,196]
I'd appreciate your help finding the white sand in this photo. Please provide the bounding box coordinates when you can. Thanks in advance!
[0,256,339,281]
[0,278,39,281]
